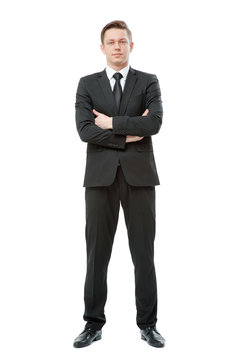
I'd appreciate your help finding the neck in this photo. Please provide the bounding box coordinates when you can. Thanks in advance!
[107,61,129,72]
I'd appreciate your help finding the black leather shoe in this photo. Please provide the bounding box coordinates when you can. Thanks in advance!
[140,326,165,348]
[73,328,102,348]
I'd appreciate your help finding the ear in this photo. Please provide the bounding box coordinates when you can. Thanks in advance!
[100,43,106,55]
[130,42,134,53]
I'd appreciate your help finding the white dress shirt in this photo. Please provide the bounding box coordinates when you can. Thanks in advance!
[105,64,130,92]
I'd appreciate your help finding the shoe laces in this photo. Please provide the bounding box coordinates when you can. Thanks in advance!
[85,328,96,335]
[145,326,160,335]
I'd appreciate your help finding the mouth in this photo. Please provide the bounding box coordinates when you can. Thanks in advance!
[113,54,122,56]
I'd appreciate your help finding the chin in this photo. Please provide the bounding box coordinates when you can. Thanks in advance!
[113,59,124,65]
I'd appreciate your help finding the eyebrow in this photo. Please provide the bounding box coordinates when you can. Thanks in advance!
[106,38,128,41]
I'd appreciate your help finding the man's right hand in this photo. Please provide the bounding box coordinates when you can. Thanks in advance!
[125,109,149,143]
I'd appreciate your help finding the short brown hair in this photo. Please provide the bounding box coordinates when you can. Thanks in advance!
[101,20,132,44]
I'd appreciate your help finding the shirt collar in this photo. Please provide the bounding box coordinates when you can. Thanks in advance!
[105,64,130,80]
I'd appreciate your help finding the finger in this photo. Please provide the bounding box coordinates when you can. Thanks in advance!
[142,109,149,116]
[92,109,100,115]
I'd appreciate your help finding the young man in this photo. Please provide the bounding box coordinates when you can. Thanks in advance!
[73,20,165,348]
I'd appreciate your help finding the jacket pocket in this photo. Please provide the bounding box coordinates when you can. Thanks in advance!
[86,143,104,152]
[135,144,153,151]
[135,138,153,152]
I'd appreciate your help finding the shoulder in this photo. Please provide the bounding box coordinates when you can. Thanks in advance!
[79,70,104,82]
[76,70,104,91]
[131,67,159,82]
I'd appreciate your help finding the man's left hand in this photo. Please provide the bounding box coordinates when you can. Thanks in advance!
[93,109,112,130]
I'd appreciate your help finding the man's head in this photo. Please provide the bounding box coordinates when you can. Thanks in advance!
[100,20,134,70]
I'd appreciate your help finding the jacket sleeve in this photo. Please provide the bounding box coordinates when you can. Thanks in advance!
[112,74,163,136]
[75,77,126,150]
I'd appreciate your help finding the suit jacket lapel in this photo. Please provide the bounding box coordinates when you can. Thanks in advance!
[119,66,137,115]
[97,66,138,116]
[97,69,118,115]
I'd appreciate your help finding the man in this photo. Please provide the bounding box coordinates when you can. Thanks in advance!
[73,20,165,348]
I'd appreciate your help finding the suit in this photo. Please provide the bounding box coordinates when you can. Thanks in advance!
[75,65,163,331]
[75,66,163,187]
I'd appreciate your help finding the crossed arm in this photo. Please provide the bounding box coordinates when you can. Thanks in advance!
[92,108,149,144]
[75,74,163,150]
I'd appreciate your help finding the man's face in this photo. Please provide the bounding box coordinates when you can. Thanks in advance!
[100,28,134,69]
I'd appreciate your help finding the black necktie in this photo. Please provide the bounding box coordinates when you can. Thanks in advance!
[113,72,123,114]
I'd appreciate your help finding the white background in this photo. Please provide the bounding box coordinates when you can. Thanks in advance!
[1,0,240,359]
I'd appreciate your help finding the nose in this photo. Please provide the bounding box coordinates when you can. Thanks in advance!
[114,42,121,49]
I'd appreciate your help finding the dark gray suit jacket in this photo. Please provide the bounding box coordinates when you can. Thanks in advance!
[75,66,163,187]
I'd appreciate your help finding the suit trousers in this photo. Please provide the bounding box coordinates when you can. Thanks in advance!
[83,164,158,331]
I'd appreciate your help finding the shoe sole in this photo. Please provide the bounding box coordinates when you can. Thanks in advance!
[73,335,102,348]
[141,334,165,348]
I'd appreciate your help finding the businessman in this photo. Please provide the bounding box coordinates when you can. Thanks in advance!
[73,20,165,348]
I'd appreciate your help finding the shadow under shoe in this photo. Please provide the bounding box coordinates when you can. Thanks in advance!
[140,326,165,348]
[73,328,102,348]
